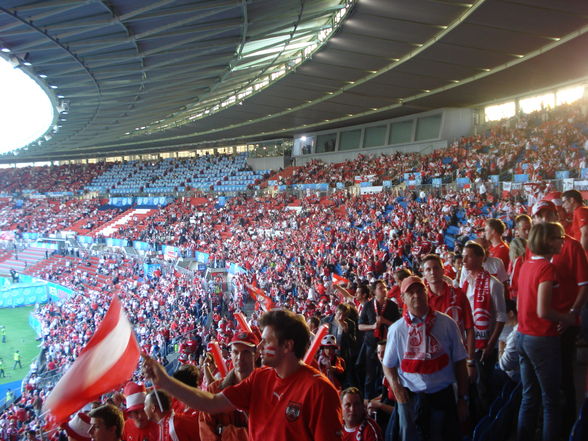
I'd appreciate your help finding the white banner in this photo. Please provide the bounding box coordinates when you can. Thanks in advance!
[564,178,575,191]
[574,180,588,187]
[360,186,383,195]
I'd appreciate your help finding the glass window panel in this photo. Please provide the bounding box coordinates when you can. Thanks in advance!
[485,102,515,122]
[556,86,584,105]
[316,133,337,153]
[339,129,361,151]
[519,93,555,114]
[389,120,413,144]
[415,115,441,141]
[364,126,386,148]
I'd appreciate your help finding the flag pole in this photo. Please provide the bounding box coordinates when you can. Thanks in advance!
[151,384,165,413]
[141,352,165,413]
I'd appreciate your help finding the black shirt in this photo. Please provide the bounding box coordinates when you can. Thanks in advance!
[358,298,400,345]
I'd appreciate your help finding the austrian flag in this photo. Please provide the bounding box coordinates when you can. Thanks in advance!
[43,296,140,424]
[332,273,349,286]
[246,284,275,312]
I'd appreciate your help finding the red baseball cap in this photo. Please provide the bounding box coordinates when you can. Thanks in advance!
[400,276,425,294]
[230,331,258,348]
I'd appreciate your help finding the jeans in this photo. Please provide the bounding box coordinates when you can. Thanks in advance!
[386,386,460,441]
[363,344,380,400]
[560,326,578,436]
[517,332,561,441]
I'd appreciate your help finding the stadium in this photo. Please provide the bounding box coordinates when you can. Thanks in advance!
[0,0,587,440]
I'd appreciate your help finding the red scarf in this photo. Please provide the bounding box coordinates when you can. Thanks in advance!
[464,271,492,350]
[373,300,385,339]
[428,282,463,333]
[400,308,449,374]
[158,414,179,441]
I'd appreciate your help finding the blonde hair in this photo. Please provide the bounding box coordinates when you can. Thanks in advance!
[527,222,564,256]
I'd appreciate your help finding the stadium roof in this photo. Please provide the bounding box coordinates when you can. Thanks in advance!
[1,0,587,162]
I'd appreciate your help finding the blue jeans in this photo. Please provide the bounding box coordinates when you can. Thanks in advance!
[516,332,561,441]
[386,386,460,441]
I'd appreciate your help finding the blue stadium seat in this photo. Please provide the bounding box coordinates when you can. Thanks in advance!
[569,398,587,441]
[472,415,495,441]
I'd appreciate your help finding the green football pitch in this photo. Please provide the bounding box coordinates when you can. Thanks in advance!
[0,306,41,385]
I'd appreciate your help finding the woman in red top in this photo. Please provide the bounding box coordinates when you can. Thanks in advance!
[516,222,575,441]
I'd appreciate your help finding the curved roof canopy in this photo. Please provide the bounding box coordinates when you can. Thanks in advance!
[0,0,587,162]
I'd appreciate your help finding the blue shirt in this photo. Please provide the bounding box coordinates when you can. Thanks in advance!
[382,310,467,393]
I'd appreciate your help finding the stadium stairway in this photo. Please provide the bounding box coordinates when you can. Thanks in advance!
[0,247,47,276]
[90,208,155,237]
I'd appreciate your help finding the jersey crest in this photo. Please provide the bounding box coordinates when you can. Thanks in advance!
[285,401,302,422]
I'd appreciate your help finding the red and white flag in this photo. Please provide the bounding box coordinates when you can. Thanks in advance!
[332,273,349,286]
[246,284,275,312]
[43,296,140,424]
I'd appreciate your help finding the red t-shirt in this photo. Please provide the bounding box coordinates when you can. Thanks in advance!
[342,418,383,441]
[508,255,525,300]
[551,235,588,311]
[443,264,456,280]
[571,206,588,244]
[170,413,201,441]
[122,418,158,441]
[518,257,561,337]
[489,241,510,269]
[222,365,343,441]
[427,283,473,335]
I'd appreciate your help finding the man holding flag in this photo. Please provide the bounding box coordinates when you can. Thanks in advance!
[143,309,343,441]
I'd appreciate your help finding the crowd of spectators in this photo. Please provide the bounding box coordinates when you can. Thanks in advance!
[0,163,111,194]
[0,198,122,237]
[272,104,588,187]
[0,103,586,440]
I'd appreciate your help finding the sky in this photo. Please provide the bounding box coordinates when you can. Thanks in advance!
[0,56,54,154]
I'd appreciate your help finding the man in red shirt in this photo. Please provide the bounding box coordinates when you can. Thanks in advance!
[562,189,588,252]
[144,390,200,441]
[122,382,158,441]
[421,254,475,380]
[341,387,383,441]
[143,309,343,441]
[484,218,510,269]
